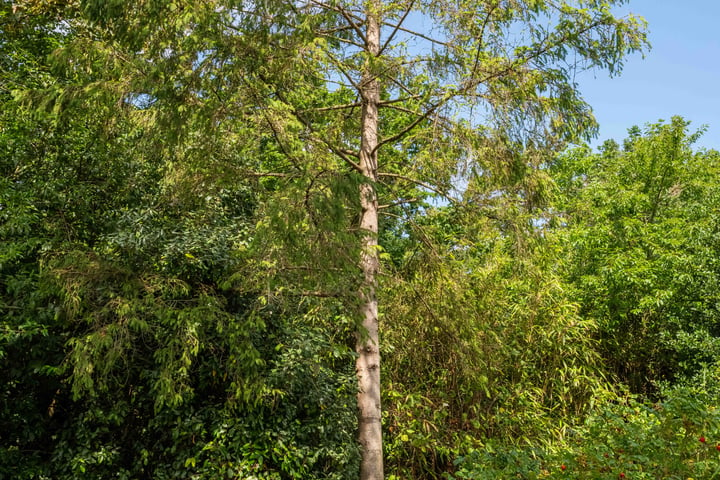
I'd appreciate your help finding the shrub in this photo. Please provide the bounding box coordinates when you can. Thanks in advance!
[452,387,720,479]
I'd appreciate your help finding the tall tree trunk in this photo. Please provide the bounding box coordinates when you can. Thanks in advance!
[356,5,383,480]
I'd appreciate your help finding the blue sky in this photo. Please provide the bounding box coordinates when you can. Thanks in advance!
[576,0,720,150]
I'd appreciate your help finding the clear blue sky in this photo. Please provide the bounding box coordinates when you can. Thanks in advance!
[577,0,720,150]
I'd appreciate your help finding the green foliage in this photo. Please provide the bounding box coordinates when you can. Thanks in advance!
[551,117,720,394]
[0,1,658,479]
[381,204,609,478]
[0,10,359,478]
[452,387,720,479]
[1,315,359,480]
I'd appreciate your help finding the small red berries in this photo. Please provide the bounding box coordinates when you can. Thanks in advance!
[716,444,720,451]
[700,436,707,443]
[561,464,567,471]
[619,473,625,479]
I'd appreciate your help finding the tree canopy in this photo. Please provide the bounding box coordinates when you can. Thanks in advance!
[6,2,720,480]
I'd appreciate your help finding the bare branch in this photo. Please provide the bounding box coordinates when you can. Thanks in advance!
[472,4,499,75]
[380,103,421,116]
[268,288,344,298]
[300,101,363,113]
[379,172,460,204]
[378,95,422,106]
[297,290,343,298]
[242,172,295,178]
[385,74,416,97]
[379,0,416,55]
[319,34,366,50]
[379,198,420,209]
[380,21,450,48]
[317,24,356,35]
[308,0,367,46]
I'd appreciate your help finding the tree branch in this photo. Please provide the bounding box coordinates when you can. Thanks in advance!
[320,34,366,50]
[378,198,419,209]
[472,4,499,75]
[376,18,608,154]
[324,50,362,91]
[308,0,367,46]
[378,172,460,204]
[380,21,450,48]
[300,101,363,113]
[375,97,445,152]
[378,0,415,55]
[266,80,363,173]
[378,95,422,106]
[242,171,295,178]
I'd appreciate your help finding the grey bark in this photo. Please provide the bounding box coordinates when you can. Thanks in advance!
[356,5,383,480]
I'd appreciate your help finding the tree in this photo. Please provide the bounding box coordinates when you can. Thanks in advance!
[15,0,647,477]
[256,3,645,477]
[551,117,720,394]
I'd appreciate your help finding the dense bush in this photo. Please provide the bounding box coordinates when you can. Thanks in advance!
[453,385,720,479]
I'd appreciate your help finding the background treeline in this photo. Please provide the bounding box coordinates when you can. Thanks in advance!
[2,1,720,479]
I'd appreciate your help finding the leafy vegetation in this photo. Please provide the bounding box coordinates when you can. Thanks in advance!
[453,385,720,479]
[3,1,720,479]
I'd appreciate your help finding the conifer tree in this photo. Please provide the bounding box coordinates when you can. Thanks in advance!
[15,1,647,477]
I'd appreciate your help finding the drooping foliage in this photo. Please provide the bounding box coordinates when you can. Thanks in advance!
[10,2,720,480]
[428,120,720,480]
[381,204,609,477]
[1,5,360,479]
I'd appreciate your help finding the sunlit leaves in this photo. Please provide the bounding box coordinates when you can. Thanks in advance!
[552,117,720,394]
